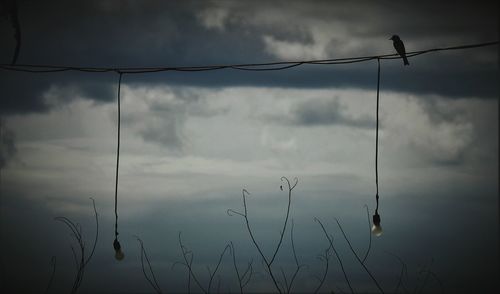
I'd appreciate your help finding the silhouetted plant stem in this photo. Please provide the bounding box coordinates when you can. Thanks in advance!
[362,205,372,264]
[286,219,305,293]
[269,177,298,265]
[227,177,298,294]
[334,218,384,293]
[413,258,443,294]
[280,267,289,292]
[385,251,410,294]
[178,232,207,293]
[217,275,221,294]
[134,236,162,294]
[177,232,231,294]
[208,244,231,293]
[44,256,56,294]
[228,189,282,293]
[313,244,333,294]
[230,241,253,294]
[417,270,444,294]
[314,217,354,294]
[54,197,98,294]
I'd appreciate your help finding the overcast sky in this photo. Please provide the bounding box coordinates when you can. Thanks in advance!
[0,1,498,293]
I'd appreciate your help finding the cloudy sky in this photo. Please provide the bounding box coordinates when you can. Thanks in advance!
[0,1,498,293]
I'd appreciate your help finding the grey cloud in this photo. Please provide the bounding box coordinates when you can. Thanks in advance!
[121,95,186,152]
[273,97,374,128]
[416,96,468,125]
[122,86,227,150]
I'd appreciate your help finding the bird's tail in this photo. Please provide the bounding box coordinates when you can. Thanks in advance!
[403,56,409,66]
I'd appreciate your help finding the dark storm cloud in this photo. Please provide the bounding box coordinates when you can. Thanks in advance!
[0,120,16,168]
[0,0,497,115]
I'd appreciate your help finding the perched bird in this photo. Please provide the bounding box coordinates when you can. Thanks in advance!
[390,35,409,66]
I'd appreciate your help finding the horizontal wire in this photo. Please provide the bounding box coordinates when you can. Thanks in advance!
[0,41,497,74]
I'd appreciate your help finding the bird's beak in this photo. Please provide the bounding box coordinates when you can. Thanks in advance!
[389,37,393,40]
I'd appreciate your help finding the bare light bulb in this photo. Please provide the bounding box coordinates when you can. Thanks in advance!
[371,213,382,237]
[113,238,125,261]
[371,223,383,236]
[115,249,125,260]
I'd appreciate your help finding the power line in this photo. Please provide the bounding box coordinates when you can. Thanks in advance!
[0,41,497,74]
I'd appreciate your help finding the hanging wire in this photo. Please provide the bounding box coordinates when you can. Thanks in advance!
[112,71,125,260]
[114,72,122,240]
[375,58,380,214]
[0,41,496,74]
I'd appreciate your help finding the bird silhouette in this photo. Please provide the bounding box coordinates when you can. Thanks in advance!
[390,35,409,66]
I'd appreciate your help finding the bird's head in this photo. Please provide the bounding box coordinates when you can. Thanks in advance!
[389,35,400,41]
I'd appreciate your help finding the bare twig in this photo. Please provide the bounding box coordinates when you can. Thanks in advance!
[44,256,56,294]
[208,244,231,293]
[362,205,372,264]
[269,177,298,265]
[178,232,207,293]
[385,251,410,294]
[313,244,333,294]
[216,274,221,294]
[227,177,298,294]
[417,270,444,294]
[134,236,162,294]
[177,232,231,294]
[286,219,305,293]
[228,189,282,293]
[414,258,443,294]
[230,241,253,293]
[334,218,384,293]
[54,198,99,294]
[314,218,354,294]
[84,197,98,266]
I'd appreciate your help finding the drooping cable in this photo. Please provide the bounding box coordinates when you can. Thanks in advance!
[0,41,496,74]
